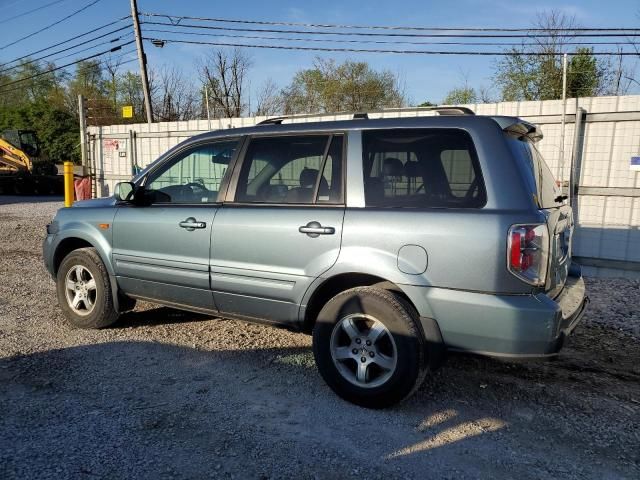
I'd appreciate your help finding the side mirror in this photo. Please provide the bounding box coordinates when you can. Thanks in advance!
[114,182,135,202]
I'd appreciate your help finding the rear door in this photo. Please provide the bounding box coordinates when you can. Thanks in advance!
[112,139,239,311]
[529,144,573,297]
[510,139,572,296]
[210,133,346,323]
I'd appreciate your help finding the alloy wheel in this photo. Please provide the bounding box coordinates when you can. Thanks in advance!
[329,313,397,388]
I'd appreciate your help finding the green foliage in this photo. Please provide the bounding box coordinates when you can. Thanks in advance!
[568,48,600,97]
[0,59,147,164]
[118,72,146,122]
[283,58,406,114]
[417,101,436,107]
[0,100,79,163]
[442,87,477,105]
[0,61,79,163]
[495,47,606,101]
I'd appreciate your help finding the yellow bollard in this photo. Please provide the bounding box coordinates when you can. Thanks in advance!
[63,161,74,207]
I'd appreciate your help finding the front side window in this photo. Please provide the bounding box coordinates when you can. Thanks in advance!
[145,140,238,203]
[362,129,486,208]
[235,134,344,204]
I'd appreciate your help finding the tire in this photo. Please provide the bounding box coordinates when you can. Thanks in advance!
[56,247,120,329]
[312,287,428,408]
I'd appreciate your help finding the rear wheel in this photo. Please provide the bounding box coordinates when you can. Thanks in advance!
[56,247,119,329]
[312,287,428,408]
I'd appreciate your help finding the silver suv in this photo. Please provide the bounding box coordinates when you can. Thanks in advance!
[43,109,588,408]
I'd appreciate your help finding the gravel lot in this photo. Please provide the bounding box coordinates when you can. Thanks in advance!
[0,196,639,479]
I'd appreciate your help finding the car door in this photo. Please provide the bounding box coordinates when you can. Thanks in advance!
[210,133,346,323]
[112,138,239,312]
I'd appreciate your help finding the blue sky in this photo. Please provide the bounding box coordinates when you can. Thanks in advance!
[2,0,639,105]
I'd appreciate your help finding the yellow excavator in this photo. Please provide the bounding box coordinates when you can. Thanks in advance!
[0,130,63,195]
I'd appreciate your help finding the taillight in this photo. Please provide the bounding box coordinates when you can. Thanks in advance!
[507,224,549,286]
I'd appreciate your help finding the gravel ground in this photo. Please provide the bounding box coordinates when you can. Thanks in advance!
[0,196,639,480]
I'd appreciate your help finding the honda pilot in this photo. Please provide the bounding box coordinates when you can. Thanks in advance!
[43,108,588,408]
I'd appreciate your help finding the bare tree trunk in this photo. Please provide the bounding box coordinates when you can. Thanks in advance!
[254,78,283,116]
[198,48,252,118]
[150,66,199,121]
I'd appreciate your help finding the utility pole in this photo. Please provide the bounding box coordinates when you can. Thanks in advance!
[78,94,88,176]
[559,52,568,185]
[204,85,211,130]
[130,0,153,124]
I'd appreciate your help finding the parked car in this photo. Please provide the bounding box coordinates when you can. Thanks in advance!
[43,108,588,408]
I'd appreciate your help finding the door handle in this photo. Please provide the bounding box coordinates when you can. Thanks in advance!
[179,217,207,231]
[299,221,335,238]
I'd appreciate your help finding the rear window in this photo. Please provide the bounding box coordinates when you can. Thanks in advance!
[362,129,486,208]
[507,138,562,209]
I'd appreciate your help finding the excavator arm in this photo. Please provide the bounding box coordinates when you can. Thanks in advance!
[0,138,32,173]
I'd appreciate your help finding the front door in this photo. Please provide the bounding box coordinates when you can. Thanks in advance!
[211,133,346,323]
[112,139,239,312]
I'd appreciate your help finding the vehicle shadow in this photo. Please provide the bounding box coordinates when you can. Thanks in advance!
[113,305,214,329]
[2,306,637,479]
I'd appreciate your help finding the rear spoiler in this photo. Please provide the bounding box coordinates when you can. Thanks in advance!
[491,117,543,143]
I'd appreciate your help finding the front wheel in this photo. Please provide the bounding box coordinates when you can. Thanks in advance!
[56,247,120,329]
[312,287,428,408]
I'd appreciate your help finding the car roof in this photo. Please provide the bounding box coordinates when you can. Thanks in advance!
[186,114,523,143]
[132,113,533,183]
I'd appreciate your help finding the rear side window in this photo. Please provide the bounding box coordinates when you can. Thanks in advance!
[362,129,486,208]
[507,138,561,209]
[235,134,344,204]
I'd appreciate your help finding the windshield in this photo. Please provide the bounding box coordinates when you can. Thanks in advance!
[19,131,39,157]
[507,137,562,209]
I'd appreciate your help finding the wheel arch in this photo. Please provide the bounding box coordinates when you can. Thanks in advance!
[52,229,114,276]
[53,237,94,275]
[301,272,417,333]
[302,272,447,369]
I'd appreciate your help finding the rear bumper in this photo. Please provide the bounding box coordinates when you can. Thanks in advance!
[549,271,589,350]
[403,267,588,359]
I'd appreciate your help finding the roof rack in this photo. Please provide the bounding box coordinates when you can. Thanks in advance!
[429,106,475,115]
[256,105,475,125]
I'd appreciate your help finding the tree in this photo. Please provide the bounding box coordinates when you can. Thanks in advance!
[442,87,477,105]
[282,57,406,114]
[0,97,79,163]
[118,72,146,123]
[417,101,436,107]
[0,60,79,162]
[0,61,63,107]
[199,48,251,118]
[150,66,199,121]
[254,78,283,116]
[65,60,117,126]
[103,55,124,111]
[494,10,615,100]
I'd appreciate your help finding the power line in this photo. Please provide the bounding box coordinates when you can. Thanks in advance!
[145,37,640,56]
[140,12,640,34]
[0,0,104,51]
[141,20,640,39]
[144,27,639,48]
[101,48,138,65]
[0,32,133,75]
[0,0,67,25]
[0,20,130,68]
[0,41,134,94]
